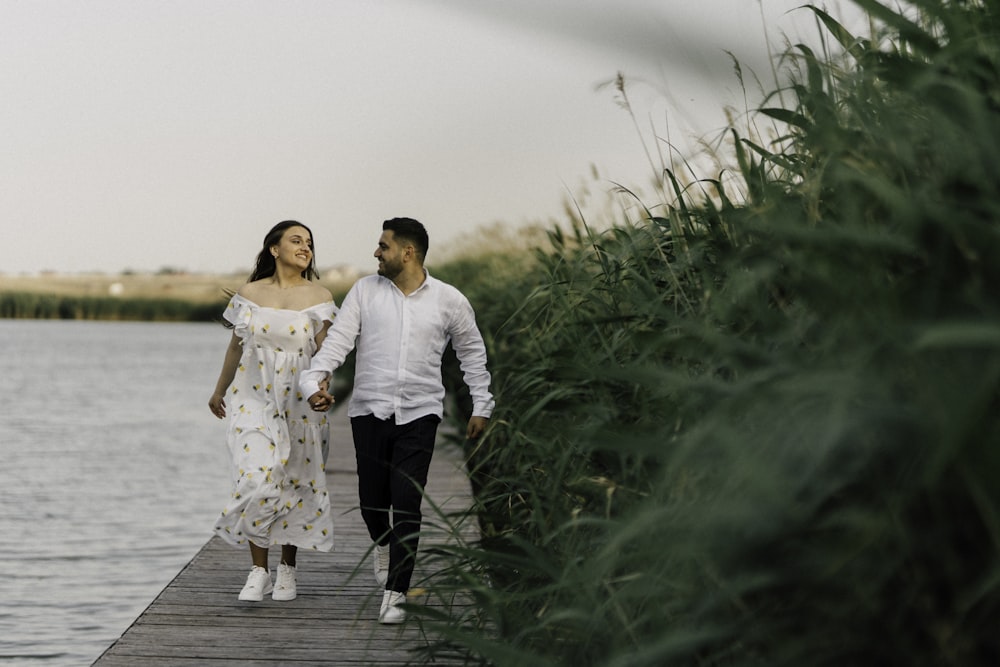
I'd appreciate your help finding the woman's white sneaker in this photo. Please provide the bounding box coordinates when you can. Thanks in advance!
[272,563,297,601]
[238,566,273,601]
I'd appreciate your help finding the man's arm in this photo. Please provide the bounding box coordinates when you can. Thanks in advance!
[300,284,362,400]
[448,294,495,430]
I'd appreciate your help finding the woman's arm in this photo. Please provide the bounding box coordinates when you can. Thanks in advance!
[314,319,332,350]
[313,320,334,395]
[208,332,243,419]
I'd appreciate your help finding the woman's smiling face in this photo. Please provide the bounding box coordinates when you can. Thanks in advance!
[273,226,313,270]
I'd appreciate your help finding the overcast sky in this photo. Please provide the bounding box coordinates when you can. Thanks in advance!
[1,0,862,276]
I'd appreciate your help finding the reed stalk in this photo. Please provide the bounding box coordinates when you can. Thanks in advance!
[429,1,1000,664]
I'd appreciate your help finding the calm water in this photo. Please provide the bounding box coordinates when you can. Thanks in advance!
[0,319,232,666]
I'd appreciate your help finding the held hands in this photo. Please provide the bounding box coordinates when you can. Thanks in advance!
[308,389,335,412]
[308,375,334,411]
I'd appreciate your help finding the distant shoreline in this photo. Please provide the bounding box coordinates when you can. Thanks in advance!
[0,269,362,321]
[0,267,361,303]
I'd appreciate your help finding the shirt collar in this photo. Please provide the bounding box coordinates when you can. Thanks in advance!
[380,267,433,295]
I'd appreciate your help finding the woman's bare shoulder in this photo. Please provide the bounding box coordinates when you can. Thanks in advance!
[306,282,334,304]
[238,280,267,299]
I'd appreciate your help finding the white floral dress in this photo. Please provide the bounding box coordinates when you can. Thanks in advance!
[214,294,336,551]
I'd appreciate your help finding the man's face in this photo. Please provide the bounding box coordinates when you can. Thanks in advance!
[375,230,405,279]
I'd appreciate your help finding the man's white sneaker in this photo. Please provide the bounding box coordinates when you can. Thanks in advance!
[238,566,273,601]
[373,543,390,586]
[379,590,406,624]
[272,563,297,601]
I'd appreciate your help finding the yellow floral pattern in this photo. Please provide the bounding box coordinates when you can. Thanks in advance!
[214,294,337,552]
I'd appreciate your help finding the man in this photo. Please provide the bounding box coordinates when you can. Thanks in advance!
[300,217,494,624]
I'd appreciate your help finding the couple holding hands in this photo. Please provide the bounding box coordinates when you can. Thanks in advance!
[207,217,493,624]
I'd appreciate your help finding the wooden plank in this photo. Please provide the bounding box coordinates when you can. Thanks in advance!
[92,406,478,666]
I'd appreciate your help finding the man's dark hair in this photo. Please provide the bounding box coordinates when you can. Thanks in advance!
[383,217,429,261]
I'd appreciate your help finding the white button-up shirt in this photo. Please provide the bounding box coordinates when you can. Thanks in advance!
[299,271,494,425]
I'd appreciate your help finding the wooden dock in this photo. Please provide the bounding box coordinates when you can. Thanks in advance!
[93,406,480,666]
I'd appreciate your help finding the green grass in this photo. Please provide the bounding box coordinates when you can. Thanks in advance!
[426,1,1000,665]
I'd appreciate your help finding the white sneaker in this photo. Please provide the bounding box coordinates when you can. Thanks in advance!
[272,563,297,601]
[373,543,390,586]
[238,566,273,601]
[379,590,406,624]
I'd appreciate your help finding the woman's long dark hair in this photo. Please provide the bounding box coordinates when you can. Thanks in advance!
[248,220,321,282]
[219,221,320,327]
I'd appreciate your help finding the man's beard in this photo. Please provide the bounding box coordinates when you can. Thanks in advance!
[378,259,402,279]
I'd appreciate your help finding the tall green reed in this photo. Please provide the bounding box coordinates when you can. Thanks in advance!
[427,1,1000,665]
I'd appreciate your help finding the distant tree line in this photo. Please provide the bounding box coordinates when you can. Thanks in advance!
[0,291,224,321]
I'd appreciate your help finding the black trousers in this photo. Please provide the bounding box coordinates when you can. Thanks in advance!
[350,413,440,593]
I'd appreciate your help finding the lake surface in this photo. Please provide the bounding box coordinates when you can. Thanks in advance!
[0,319,233,666]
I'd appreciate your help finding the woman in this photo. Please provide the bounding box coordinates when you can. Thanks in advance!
[208,220,336,601]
